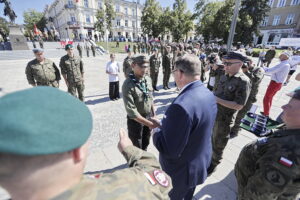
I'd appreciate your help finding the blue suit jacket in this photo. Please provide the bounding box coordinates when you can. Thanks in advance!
[153,81,217,187]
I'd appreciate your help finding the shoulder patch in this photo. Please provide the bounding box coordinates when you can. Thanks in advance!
[144,172,157,185]
[279,157,293,167]
[265,169,287,187]
[153,170,169,187]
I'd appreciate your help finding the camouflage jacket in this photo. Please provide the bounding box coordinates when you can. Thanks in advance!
[25,58,61,86]
[244,67,264,103]
[150,55,161,73]
[52,146,172,200]
[234,129,300,200]
[59,55,84,83]
[123,56,133,78]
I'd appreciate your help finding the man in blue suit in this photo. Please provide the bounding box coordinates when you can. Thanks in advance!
[152,55,217,200]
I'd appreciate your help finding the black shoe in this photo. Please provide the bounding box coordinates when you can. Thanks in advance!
[207,163,216,176]
[163,87,168,90]
[153,87,159,91]
[167,86,171,89]
[230,132,238,139]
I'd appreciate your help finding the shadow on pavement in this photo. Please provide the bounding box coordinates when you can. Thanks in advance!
[194,170,237,200]
[85,164,128,174]
[85,93,108,98]
[85,97,110,105]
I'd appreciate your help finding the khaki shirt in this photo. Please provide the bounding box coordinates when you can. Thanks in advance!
[25,58,60,86]
[52,146,172,200]
[59,55,84,83]
[235,129,300,200]
[122,75,153,119]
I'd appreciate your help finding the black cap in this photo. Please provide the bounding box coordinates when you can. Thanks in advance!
[223,52,246,62]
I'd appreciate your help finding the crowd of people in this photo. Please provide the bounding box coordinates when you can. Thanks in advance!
[0,40,300,200]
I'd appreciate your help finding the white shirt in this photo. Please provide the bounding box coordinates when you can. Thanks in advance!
[263,60,290,83]
[106,61,120,82]
[288,55,300,70]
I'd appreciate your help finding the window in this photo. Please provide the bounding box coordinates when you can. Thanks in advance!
[70,14,76,22]
[285,14,295,24]
[84,0,89,8]
[132,20,135,28]
[277,0,286,7]
[98,0,102,9]
[125,7,128,15]
[116,19,121,26]
[132,8,135,16]
[272,15,281,26]
[86,15,91,23]
[291,0,300,5]
[116,5,120,12]
[268,0,274,7]
[125,20,128,27]
[261,16,269,26]
[68,0,73,6]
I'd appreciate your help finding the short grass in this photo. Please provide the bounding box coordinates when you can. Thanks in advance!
[252,48,284,58]
[97,42,135,54]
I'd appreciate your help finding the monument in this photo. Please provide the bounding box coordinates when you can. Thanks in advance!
[1,0,29,50]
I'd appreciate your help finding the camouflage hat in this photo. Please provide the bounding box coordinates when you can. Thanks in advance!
[65,44,74,50]
[32,48,44,54]
[0,87,93,156]
[286,87,300,100]
[132,55,149,66]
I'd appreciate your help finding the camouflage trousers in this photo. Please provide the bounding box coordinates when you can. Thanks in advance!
[211,108,236,167]
[150,70,159,88]
[68,81,85,102]
[163,66,171,88]
[37,80,59,88]
[231,100,254,135]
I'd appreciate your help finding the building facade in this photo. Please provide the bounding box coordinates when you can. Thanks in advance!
[254,0,300,46]
[44,0,144,41]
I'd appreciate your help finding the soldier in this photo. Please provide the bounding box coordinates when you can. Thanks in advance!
[234,88,300,200]
[77,42,83,58]
[264,46,276,67]
[0,87,172,200]
[38,36,44,49]
[25,48,61,88]
[122,49,133,78]
[230,58,264,138]
[60,44,85,101]
[207,52,251,175]
[85,41,90,57]
[162,46,173,90]
[91,43,96,57]
[122,56,159,150]
[133,43,137,54]
[137,42,141,54]
[150,48,161,91]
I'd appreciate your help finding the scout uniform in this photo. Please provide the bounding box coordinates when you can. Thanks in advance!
[0,87,172,200]
[122,56,154,150]
[149,49,161,91]
[59,45,85,101]
[25,49,61,87]
[231,65,264,137]
[210,52,251,171]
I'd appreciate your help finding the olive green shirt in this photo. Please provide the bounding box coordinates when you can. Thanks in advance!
[25,58,61,86]
[235,129,300,200]
[122,75,154,119]
[52,146,172,200]
[59,55,84,83]
[123,56,133,78]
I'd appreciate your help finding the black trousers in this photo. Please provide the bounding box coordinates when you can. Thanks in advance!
[109,81,120,100]
[169,186,196,200]
[127,117,151,150]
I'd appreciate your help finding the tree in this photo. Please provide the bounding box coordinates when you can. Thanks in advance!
[104,0,116,32]
[23,9,47,32]
[158,7,173,40]
[94,8,105,36]
[141,0,163,38]
[193,0,208,19]
[0,17,9,42]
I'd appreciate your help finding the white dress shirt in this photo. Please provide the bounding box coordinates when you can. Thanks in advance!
[263,60,290,83]
[106,61,120,82]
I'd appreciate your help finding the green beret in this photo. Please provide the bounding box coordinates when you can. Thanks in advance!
[65,44,74,50]
[0,87,93,156]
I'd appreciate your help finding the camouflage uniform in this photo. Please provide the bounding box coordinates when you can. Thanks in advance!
[133,43,137,54]
[51,146,172,200]
[91,45,96,57]
[60,55,85,101]
[149,54,161,90]
[123,56,133,78]
[77,43,83,58]
[235,129,300,200]
[211,72,251,167]
[25,58,61,87]
[231,67,264,135]
[162,52,173,89]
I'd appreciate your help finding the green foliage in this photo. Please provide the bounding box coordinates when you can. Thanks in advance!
[94,0,116,36]
[158,7,173,38]
[141,0,163,38]
[94,8,105,36]
[23,9,47,32]
[0,17,9,42]
[104,0,116,31]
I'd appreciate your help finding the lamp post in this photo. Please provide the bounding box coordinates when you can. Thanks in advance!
[103,3,109,53]
[226,0,241,51]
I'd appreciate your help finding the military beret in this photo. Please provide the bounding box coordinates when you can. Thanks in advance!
[132,55,149,66]
[0,87,93,156]
[223,51,246,62]
[65,44,74,50]
[287,87,300,100]
[32,48,44,54]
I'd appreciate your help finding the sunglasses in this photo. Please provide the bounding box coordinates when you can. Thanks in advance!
[223,62,242,66]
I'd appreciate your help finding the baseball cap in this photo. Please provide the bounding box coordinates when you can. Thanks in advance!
[223,52,246,62]
[281,51,291,58]
[0,87,93,155]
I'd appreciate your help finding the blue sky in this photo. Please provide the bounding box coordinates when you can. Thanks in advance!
[0,0,197,24]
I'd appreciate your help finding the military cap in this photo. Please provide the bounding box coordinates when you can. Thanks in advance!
[132,55,149,66]
[32,48,44,54]
[65,44,74,50]
[223,51,246,62]
[0,87,93,156]
[287,87,300,100]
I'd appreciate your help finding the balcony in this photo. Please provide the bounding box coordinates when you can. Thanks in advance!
[67,21,79,26]
[65,4,77,9]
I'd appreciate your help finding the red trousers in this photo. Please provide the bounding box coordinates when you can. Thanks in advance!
[263,80,282,116]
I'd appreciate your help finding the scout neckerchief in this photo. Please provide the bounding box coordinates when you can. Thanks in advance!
[129,73,150,101]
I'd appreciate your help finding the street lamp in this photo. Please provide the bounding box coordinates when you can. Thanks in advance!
[226,0,241,51]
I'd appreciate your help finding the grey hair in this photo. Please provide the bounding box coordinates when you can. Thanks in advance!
[175,54,201,77]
